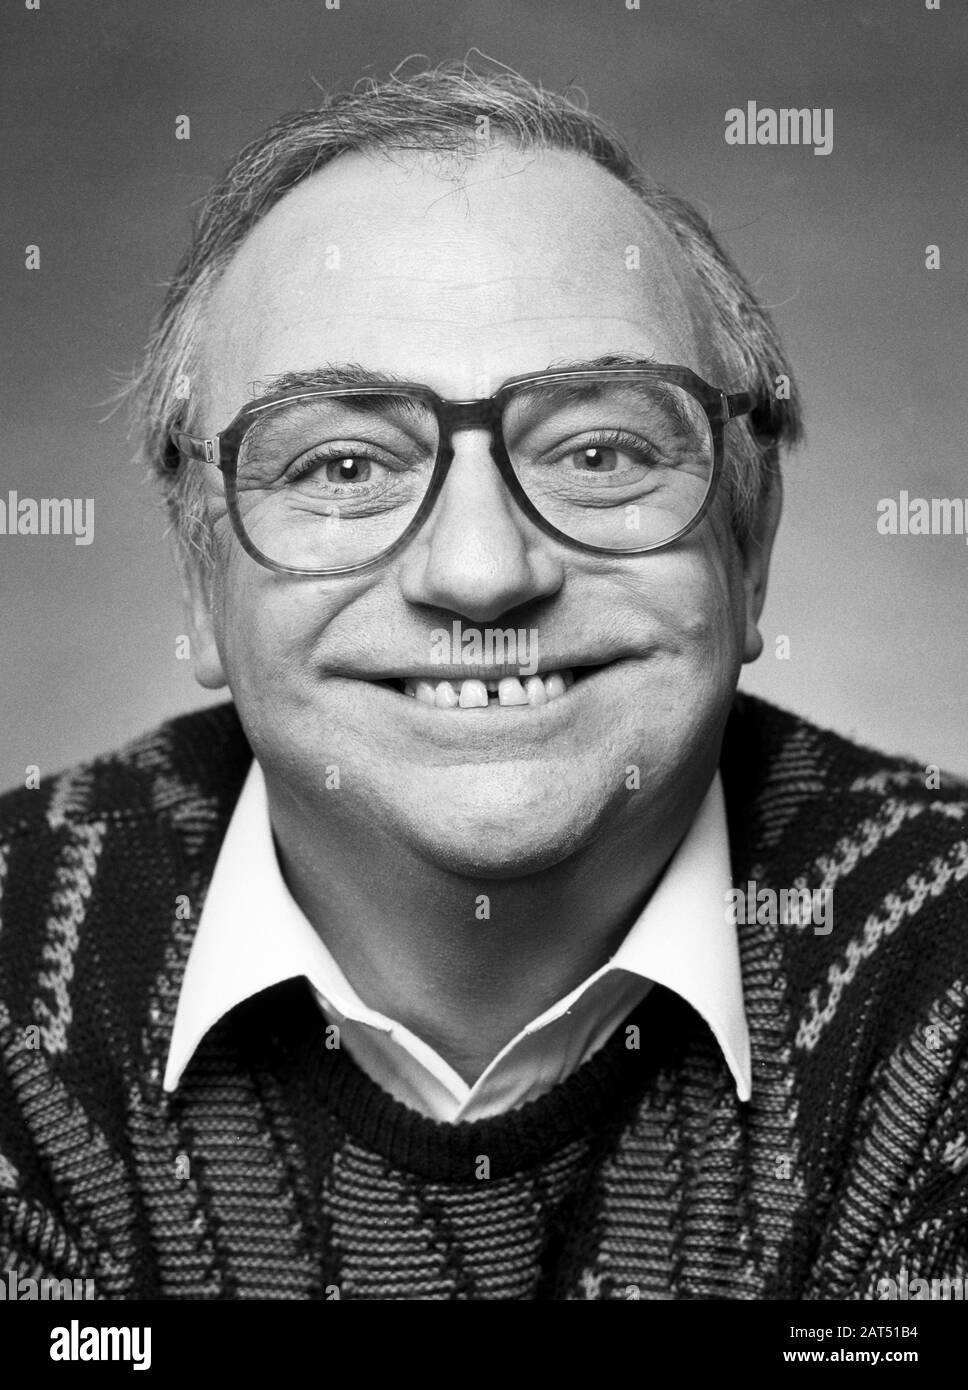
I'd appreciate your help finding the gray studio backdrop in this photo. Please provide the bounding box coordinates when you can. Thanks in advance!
[2,0,966,784]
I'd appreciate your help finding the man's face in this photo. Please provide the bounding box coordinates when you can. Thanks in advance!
[186,146,777,876]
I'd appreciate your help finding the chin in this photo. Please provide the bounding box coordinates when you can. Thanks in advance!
[417,833,583,881]
[401,797,599,880]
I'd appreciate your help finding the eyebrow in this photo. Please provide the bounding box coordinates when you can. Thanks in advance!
[251,352,660,400]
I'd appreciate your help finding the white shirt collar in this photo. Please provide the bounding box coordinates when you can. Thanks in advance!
[164,760,750,1118]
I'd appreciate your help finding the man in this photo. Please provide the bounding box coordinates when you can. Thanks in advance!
[1,64,965,1301]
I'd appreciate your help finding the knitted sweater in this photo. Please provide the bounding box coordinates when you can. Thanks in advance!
[0,696,965,1301]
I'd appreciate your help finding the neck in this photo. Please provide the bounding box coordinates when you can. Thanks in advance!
[264,775,709,1084]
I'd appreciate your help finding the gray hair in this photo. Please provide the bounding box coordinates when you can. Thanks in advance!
[130,59,803,566]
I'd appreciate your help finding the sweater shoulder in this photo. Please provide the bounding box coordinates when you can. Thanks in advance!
[0,701,251,842]
[729,690,968,791]
[727,695,968,1059]
[724,692,968,857]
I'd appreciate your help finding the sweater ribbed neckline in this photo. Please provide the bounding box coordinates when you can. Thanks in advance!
[225,977,709,1182]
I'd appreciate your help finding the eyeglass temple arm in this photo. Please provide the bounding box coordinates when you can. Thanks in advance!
[723,390,754,421]
[724,390,785,448]
[166,428,220,469]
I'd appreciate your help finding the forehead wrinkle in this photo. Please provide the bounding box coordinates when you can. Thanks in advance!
[221,150,688,289]
[201,148,717,409]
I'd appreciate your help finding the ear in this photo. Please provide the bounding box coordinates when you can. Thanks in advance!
[739,463,783,665]
[176,548,228,690]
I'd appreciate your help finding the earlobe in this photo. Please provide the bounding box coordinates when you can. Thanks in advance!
[176,551,228,690]
[742,574,765,663]
[193,623,228,690]
[740,466,783,666]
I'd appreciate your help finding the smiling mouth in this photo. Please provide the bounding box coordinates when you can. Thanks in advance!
[378,665,607,709]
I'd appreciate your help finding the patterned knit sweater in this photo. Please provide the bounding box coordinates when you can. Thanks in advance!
[0,695,966,1301]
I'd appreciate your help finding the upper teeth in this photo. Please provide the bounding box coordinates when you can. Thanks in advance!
[402,669,575,709]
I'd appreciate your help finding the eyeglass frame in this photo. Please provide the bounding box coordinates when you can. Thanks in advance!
[167,364,756,578]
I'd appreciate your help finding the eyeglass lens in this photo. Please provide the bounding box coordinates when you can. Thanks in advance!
[233,379,714,570]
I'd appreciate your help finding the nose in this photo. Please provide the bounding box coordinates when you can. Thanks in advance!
[396,426,564,622]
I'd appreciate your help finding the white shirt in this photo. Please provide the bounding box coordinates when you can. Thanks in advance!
[164,761,751,1120]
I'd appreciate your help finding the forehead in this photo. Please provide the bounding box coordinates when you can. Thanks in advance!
[199,145,714,420]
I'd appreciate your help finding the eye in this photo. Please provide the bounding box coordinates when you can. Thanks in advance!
[560,435,659,474]
[284,446,391,488]
[324,456,372,484]
[569,445,620,473]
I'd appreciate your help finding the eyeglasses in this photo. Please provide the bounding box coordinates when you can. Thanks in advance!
[168,366,755,576]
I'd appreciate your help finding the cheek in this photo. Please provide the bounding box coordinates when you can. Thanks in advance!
[210,554,374,709]
[643,532,747,658]
[211,559,306,704]
[693,515,749,640]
